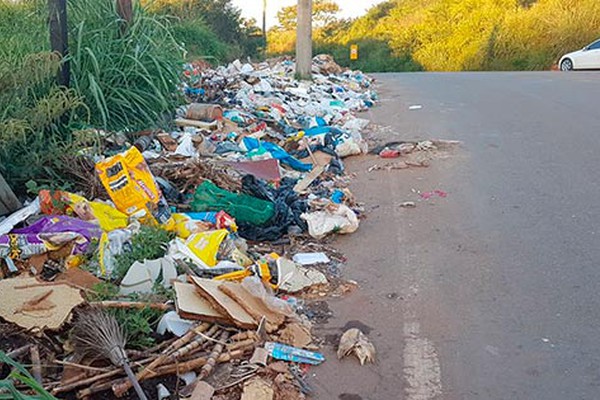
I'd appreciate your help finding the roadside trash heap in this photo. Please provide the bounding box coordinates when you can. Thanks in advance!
[0,55,376,400]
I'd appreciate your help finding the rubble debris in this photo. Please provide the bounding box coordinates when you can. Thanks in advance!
[277,322,313,349]
[120,257,177,295]
[278,257,328,293]
[191,381,215,400]
[337,328,376,365]
[241,377,274,400]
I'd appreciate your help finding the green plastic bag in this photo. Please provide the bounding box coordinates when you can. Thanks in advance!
[191,181,274,226]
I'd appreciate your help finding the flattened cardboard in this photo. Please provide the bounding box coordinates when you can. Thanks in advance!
[0,277,84,331]
[173,281,230,325]
[188,277,257,329]
[218,281,285,333]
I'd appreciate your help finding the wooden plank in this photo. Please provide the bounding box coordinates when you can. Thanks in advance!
[293,165,325,193]
[0,172,21,216]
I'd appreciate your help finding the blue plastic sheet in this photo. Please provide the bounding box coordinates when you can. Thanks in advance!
[243,137,312,172]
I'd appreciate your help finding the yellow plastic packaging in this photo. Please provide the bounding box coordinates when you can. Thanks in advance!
[171,213,211,240]
[185,230,229,267]
[69,193,129,232]
[39,190,128,232]
[95,147,172,225]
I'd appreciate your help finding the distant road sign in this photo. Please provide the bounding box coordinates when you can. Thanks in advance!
[350,44,359,61]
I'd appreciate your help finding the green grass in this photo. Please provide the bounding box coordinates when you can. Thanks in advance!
[0,351,57,400]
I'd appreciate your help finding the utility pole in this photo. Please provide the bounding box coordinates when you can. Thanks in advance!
[295,0,312,80]
[48,0,69,87]
[263,0,267,56]
[116,0,133,33]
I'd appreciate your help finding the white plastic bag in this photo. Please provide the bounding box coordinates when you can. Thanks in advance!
[301,204,359,239]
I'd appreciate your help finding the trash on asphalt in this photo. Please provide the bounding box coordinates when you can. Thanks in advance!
[399,201,417,208]
[337,328,377,365]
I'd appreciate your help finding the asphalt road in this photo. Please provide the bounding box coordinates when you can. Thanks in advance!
[311,72,600,400]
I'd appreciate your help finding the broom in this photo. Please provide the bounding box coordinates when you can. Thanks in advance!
[72,308,149,400]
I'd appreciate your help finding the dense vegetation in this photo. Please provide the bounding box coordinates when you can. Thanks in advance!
[0,0,260,193]
[268,0,600,72]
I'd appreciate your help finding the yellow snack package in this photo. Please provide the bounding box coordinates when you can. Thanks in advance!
[95,147,172,225]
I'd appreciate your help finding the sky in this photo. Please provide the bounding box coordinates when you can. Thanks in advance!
[231,0,386,29]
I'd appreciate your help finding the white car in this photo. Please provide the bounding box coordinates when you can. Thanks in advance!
[559,39,600,71]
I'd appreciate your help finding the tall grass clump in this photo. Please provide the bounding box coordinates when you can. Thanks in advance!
[68,0,185,131]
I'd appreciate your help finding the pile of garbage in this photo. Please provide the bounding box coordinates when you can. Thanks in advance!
[0,55,376,400]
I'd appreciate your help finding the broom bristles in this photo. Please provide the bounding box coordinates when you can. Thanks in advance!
[72,308,128,366]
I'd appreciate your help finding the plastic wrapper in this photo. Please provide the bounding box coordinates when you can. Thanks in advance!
[301,204,360,239]
[191,181,274,226]
[0,216,101,260]
[39,190,128,232]
[185,229,229,267]
[95,146,172,225]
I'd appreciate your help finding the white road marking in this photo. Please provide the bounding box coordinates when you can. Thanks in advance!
[389,168,443,400]
[403,320,443,400]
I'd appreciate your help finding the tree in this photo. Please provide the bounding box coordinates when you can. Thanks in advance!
[276,0,340,30]
[146,0,262,57]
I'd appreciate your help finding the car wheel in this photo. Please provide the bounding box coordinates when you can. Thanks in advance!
[561,58,574,71]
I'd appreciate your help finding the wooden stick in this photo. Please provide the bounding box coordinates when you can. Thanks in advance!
[229,331,258,342]
[79,349,249,399]
[303,137,319,165]
[199,331,230,380]
[112,322,212,397]
[6,344,32,359]
[30,346,42,384]
[167,325,220,362]
[180,330,231,397]
[53,360,111,373]
[50,356,155,395]
[226,338,257,352]
[89,301,173,311]
[52,367,125,395]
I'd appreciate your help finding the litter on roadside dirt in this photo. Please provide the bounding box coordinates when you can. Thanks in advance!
[0,55,376,400]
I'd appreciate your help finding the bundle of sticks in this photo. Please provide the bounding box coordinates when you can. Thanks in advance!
[45,323,258,399]
[150,159,242,195]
